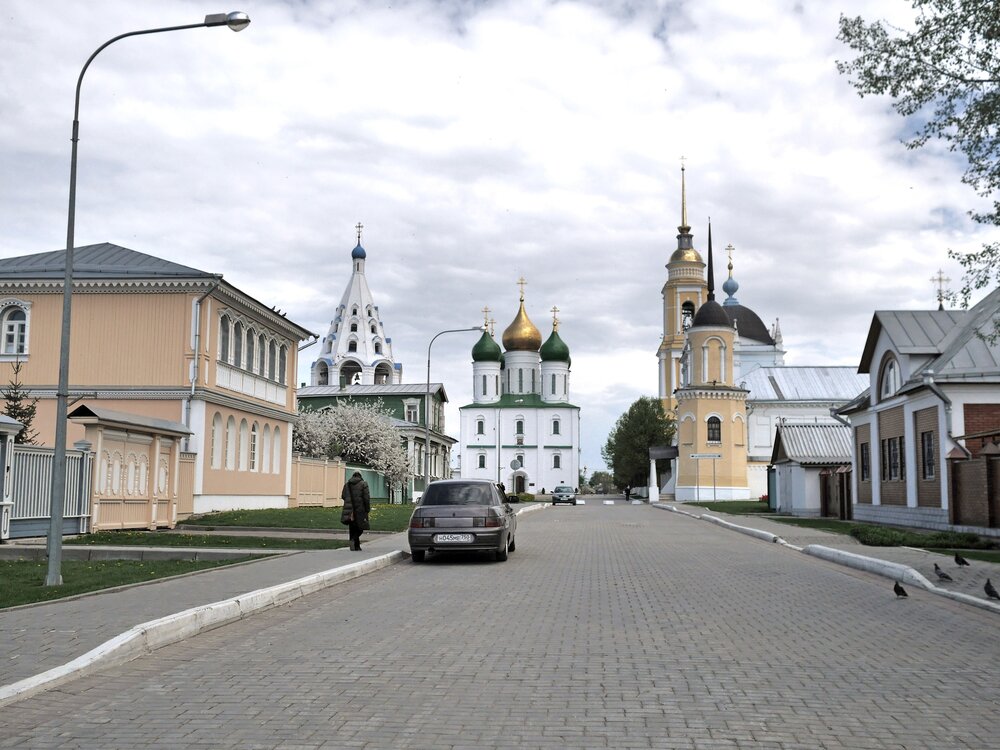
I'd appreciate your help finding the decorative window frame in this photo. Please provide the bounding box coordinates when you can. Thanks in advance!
[0,299,31,359]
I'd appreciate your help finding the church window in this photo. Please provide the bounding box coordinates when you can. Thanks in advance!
[707,416,721,443]
[233,322,243,368]
[225,416,236,470]
[350,322,358,333]
[352,306,358,316]
[518,369,523,392]
[249,422,259,471]
[531,370,536,393]
[921,432,935,480]
[515,420,524,435]
[482,374,487,396]
[211,413,223,469]
[552,418,560,435]
[370,323,377,334]
[553,454,561,469]
[860,442,870,481]
[246,329,256,373]
[476,419,485,435]
[879,357,900,400]
[348,340,357,353]
[374,341,382,355]
[495,375,499,395]
[1,306,28,355]
[219,315,231,363]
[279,345,288,384]
[478,454,486,469]
[516,453,524,468]
[268,341,277,380]
[317,361,329,386]
[551,374,556,396]
[681,301,695,331]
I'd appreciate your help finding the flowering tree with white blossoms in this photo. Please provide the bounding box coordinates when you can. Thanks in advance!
[293,400,411,487]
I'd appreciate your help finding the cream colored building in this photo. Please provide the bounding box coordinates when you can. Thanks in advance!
[0,242,315,520]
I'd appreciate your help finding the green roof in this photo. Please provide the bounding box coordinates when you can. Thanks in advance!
[471,331,503,362]
[460,393,579,410]
[539,329,570,363]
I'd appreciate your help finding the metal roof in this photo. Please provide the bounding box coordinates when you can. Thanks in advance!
[0,243,216,280]
[770,422,853,465]
[742,366,868,403]
[68,405,192,436]
[298,383,448,400]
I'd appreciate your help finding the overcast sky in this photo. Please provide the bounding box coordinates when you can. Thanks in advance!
[1,0,994,476]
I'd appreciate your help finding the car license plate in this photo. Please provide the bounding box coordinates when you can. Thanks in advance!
[434,533,473,543]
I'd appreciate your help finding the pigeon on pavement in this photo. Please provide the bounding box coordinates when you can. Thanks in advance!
[986,578,999,600]
[954,553,970,567]
[894,581,908,598]
[934,563,954,582]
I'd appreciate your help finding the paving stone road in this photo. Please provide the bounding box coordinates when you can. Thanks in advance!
[3,503,999,749]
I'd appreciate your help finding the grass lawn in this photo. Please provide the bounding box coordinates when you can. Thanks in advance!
[926,548,1000,565]
[182,502,415,533]
[686,501,773,514]
[766,517,857,534]
[65,531,349,550]
[0,558,250,609]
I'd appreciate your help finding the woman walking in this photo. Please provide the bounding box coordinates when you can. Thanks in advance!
[341,471,371,551]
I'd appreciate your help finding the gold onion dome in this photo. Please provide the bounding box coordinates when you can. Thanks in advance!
[502,299,542,352]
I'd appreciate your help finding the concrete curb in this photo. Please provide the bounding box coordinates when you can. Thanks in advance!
[655,504,1000,615]
[0,545,284,562]
[0,550,406,708]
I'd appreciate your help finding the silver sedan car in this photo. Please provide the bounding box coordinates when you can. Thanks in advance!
[408,479,517,562]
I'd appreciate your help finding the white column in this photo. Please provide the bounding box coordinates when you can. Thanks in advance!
[649,458,660,503]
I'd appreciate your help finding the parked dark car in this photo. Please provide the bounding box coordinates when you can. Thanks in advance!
[551,485,577,505]
[408,479,517,562]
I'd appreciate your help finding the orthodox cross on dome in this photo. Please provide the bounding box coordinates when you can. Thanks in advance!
[481,305,492,327]
[355,222,364,245]
[931,269,950,310]
[489,318,496,337]
[551,305,560,331]
[726,243,735,275]
[517,276,527,301]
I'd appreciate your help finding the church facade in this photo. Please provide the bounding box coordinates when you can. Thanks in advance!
[658,169,867,502]
[459,286,581,495]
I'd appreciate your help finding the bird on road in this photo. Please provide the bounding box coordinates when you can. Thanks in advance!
[986,578,999,600]
[894,581,908,598]
[954,553,970,567]
[934,563,954,582]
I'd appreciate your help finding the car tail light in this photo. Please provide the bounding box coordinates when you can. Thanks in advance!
[484,516,502,527]
[410,516,434,528]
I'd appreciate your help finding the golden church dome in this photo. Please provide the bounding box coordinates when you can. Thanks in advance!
[502,299,542,351]
[669,246,703,263]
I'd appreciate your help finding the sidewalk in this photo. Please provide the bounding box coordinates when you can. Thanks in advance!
[0,530,407,688]
[664,505,1000,605]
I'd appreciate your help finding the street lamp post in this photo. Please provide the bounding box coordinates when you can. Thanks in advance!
[423,326,486,494]
[45,11,251,586]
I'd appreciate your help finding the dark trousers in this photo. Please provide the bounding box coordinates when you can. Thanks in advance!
[348,521,364,548]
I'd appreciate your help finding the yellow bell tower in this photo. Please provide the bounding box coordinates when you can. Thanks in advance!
[658,164,707,415]
[673,223,750,501]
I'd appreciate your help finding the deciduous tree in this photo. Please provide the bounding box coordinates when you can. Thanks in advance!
[602,397,674,491]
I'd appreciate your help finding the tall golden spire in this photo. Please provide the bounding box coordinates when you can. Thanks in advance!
[679,157,689,232]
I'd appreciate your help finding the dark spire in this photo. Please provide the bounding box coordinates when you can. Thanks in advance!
[706,220,715,302]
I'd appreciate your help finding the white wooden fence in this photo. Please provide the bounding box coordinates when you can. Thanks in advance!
[5,443,93,539]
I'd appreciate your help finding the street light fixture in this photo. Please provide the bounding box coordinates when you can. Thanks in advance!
[424,326,487,495]
[45,12,251,586]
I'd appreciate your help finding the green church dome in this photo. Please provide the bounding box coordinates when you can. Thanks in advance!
[472,330,502,362]
[540,329,570,363]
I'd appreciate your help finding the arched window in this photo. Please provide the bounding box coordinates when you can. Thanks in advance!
[551,373,556,396]
[211,413,223,469]
[370,323,377,334]
[279,344,287,384]
[681,301,695,331]
[880,357,901,399]
[374,341,382,355]
[250,422,259,471]
[225,416,236,469]
[317,361,329,386]
[348,340,358,353]
[515,420,524,435]
[476,419,485,435]
[553,454,561,469]
[478,454,486,469]
[707,416,722,443]
[272,426,282,474]
[352,306,358,316]
[552,418,560,435]
[482,374,488,397]
[239,419,249,471]
[268,341,277,380]
[262,425,272,473]
[233,321,243,367]
[219,315,231,363]
[245,328,256,373]
[350,322,358,333]
[1,306,27,355]
[258,333,265,366]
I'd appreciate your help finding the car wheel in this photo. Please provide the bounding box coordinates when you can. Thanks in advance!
[411,550,425,563]
[495,536,509,562]
[508,535,516,553]
[572,500,577,505]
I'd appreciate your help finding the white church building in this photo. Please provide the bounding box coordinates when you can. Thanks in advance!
[459,286,581,495]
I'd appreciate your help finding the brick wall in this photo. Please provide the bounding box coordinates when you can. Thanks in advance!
[878,407,906,506]
[914,407,940,508]
[855,423,871,504]
[963,403,1000,456]
[950,457,992,526]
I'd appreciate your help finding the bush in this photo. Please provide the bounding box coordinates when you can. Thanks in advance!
[849,525,909,546]
[517,492,535,502]
[849,525,996,549]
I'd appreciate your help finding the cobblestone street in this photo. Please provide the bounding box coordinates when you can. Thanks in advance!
[4,504,998,749]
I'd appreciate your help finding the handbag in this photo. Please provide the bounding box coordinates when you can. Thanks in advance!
[341,508,354,525]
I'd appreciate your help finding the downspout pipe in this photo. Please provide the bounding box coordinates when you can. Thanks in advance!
[185,277,223,451]
[923,371,972,458]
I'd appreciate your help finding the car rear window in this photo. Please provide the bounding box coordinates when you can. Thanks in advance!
[421,483,495,505]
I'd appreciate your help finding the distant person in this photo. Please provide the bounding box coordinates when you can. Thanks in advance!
[624,485,631,502]
[341,471,371,551]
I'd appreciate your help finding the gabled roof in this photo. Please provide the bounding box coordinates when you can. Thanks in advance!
[68,405,192,436]
[859,309,966,373]
[0,243,215,280]
[742,366,867,402]
[770,422,852,465]
[298,383,449,402]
